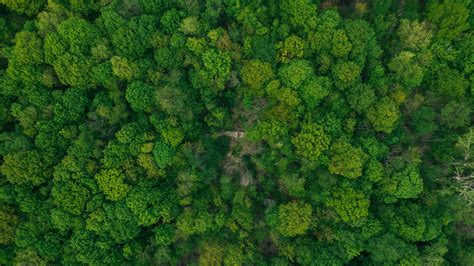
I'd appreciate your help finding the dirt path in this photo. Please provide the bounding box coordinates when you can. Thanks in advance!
[217,131,245,139]
[220,132,257,187]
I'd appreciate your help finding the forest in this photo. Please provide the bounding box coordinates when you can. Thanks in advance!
[0,0,473,265]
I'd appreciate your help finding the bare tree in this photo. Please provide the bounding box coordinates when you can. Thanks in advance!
[453,128,474,205]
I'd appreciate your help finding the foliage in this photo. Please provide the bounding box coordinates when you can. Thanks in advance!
[277,201,312,237]
[328,188,369,227]
[125,81,155,112]
[366,97,400,133]
[1,150,49,185]
[328,139,368,179]
[441,101,471,129]
[427,0,470,41]
[331,60,361,89]
[388,51,425,88]
[397,19,432,51]
[382,165,423,203]
[0,205,18,245]
[299,76,331,110]
[94,169,130,201]
[0,0,45,16]
[0,1,472,264]
[279,59,314,89]
[241,59,274,95]
[292,123,330,162]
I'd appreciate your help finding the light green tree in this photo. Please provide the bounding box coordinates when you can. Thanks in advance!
[366,97,399,133]
[94,169,130,201]
[329,140,368,179]
[277,201,312,237]
[292,123,330,162]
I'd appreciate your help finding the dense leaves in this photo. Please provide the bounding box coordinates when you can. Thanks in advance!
[0,0,472,265]
[277,201,312,237]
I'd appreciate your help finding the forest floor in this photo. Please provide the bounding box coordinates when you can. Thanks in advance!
[220,99,264,186]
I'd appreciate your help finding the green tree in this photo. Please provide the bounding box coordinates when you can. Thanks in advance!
[1,150,49,185]
[94,169,130,201]
[298,76,331,110]
[427,0,470,41]
[308,9,341,54]
[328,188,369,227]
[154,47,180,69]
[280,175,306,197]
[279,59,314,88]
[180,16,200,35]
[110,56,137,81]
[51,180,91,216]
[160,9,180,34]
[111,16,157,58]
[280,0,318,32]
[331,29,352,58]
[328,140,368,179]
[125,81,155,112]
[430,67,469,99]
[10,31,43,65]
[388,51,424,88]
[279,35,305,63]
[366,97,399,133]
[199,49,232,91]
[53,88,88,124]
[86,202,140,243]
[0,205,18,245]
[153,140,174,168]
[44,17,100,88]
[67,230,123,264]
[12,248,46,266]
[277,201,312,237]
[125,182,176,226]
[397,19,432,51]
[411,106,437,135]
[6,31,44,85]
[440,101,471,129]
[382,165,423,203]
[154,224,174,246]
[292,123,330,162]
[241,59,274,95]
[331,61,361,89]
[198,242,225,265]
[176,209,213,237]
[346,83,376,113]
[230,192,255,232]
[0,0,45,16]
[367,234,421,265]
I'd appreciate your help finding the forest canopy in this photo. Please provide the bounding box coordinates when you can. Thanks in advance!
[0,0,473,265]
